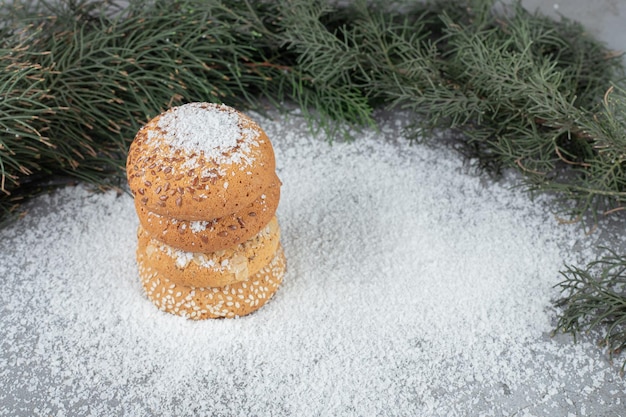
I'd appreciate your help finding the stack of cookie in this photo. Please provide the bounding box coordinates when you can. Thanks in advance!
[126,102,285,319]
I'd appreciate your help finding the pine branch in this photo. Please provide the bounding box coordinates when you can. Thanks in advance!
[555,249,626,373]
[0,0,288,208]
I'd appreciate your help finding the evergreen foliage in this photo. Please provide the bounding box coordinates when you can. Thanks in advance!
[555,249,626,374]
[0,0,625,367]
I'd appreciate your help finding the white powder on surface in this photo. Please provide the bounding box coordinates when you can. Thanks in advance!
[171,247,193,269]
[0,111,625,417]
[189,220,209,233]
[146,102,258,166]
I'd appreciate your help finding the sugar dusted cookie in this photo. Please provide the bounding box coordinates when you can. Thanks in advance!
[127,102,277,220]
[134,179,280,253]
[136,217,281,288]
[138,245,286,319]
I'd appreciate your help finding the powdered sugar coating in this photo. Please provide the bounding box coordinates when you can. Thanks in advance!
[146,102,258,167]
[189,220,209,233]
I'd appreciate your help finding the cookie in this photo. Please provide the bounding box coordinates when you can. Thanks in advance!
[136,216,281,288]
[138,245,286,319]
[127,102,277,220]
[134,179,280,253]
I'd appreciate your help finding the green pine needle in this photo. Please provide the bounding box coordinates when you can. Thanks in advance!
[555,249,626,373]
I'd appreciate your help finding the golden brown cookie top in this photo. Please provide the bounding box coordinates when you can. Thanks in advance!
[127,103,277,220]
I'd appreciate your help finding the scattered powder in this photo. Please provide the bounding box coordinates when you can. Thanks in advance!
[147,103,259,167]
[169,247,193,269]
[189,220,209,233]
[149,103,240,155]
[0,111,625,416]
[153,240,220,271]
[201,258,217,269]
